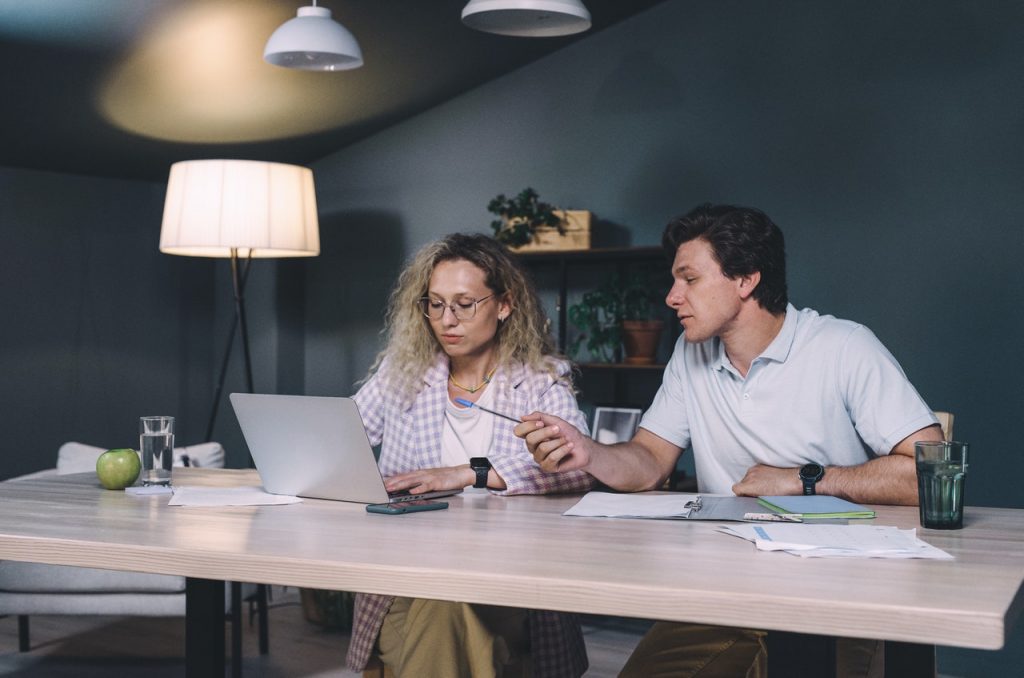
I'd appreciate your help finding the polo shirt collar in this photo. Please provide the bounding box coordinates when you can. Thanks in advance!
[759,303,798,364]
[712,338,731,372]
[711,303,797,371]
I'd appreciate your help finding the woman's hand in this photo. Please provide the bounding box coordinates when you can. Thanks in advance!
[384,466,475,495]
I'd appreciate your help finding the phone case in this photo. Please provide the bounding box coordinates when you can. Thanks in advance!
[366,500,449,514]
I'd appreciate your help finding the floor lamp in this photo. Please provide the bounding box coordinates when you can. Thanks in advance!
[158,159,320,443]
[158,159,319,669]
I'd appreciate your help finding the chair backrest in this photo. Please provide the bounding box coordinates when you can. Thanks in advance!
[56,442,225,474]
[933,411,954,441]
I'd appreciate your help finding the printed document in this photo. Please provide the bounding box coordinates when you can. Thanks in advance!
[718,523,952,559]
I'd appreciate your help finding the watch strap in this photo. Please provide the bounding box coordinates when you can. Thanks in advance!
[470,457,491,489]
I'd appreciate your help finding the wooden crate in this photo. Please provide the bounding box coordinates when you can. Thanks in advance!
[512,210,591,252]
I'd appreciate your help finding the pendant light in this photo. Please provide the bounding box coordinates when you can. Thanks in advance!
[264,2,363,71]
[461,0,592,37]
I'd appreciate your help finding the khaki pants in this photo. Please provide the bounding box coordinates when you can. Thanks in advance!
[619,622,883,678]
[619,622,766,678]
[378,597,530,678]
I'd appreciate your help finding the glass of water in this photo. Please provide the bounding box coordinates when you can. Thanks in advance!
[140,416,175,486]
[915,440,968,529]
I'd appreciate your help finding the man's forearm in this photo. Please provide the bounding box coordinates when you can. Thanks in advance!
[583,439,672,492]
[819,454,918,505]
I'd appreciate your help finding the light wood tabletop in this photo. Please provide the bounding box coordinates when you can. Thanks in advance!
[0,468,1021,654]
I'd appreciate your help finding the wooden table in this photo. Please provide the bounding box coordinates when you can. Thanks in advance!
[1,468,1021,676]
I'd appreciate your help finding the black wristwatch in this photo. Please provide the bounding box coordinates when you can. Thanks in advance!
[799,463,825,495]
[469,457,491,489]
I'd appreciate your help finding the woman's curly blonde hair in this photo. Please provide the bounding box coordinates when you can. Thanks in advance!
[364,233,569,399]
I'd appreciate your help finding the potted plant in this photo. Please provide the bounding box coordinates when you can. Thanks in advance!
[488,188,591,251]
[568,271,665,364]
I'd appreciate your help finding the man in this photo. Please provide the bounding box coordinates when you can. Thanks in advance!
[515,203,943,677]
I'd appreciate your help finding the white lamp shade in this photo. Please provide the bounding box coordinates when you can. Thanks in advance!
[461,0,591,37]
[264,5,363,71]
[160,160,320,259]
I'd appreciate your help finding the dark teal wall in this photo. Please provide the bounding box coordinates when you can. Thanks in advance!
[0,166,216,478]
[310,0,1022,500]
[307,3,1023,669]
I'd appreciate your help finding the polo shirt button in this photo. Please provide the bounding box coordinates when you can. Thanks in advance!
[743,393,750,400]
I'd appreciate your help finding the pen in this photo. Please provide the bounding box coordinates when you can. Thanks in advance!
[453,397,522,423]
[743,512,803,523]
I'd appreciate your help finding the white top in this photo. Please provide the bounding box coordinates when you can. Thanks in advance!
[640,305,938,494]
[440,383,496,468]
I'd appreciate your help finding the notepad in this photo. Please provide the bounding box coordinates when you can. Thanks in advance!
[757,495,875,519]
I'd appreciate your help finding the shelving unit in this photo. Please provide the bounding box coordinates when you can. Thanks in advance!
[576,362,668,372]
[515,245,677,407]
[516,245,696,488]
[514,246,672,361]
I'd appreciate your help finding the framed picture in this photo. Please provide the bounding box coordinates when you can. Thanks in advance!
[592,407,643,445]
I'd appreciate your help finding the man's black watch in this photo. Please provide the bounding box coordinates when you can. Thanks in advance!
[799,463,825,495]
[470,457,491,489]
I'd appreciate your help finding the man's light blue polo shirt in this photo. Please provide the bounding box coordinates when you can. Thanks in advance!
[639,304,938,494]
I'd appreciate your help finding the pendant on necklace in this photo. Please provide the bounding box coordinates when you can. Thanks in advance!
[449,366,496,393]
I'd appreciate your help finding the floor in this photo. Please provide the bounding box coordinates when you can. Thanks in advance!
[0,587,650,677]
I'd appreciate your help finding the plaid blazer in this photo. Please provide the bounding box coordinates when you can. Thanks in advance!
[346,354,594,676]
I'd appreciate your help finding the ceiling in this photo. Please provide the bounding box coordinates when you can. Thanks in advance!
[0,0,664,182]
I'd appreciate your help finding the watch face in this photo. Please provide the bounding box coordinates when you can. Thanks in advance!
[800,463,824,481]
[470,457,490,470]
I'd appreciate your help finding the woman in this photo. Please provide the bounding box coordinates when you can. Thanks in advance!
[346,233,593,678]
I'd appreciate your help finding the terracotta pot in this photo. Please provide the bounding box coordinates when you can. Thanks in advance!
[621,320,664,364]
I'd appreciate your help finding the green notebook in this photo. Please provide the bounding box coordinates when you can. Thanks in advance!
[758,495,876,519]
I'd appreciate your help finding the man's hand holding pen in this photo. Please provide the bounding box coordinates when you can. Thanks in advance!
[515,412,590,473]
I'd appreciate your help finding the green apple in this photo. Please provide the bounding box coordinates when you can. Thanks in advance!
[96,448,141,490]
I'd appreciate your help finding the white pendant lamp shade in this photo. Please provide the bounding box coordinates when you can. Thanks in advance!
[461,0,591,37]
[160,160,320,259]
[264,5,363,71]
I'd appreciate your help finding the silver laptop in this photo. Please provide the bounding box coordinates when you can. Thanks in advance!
[229,393,460,504]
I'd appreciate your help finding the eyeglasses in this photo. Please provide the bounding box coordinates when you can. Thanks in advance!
[418,294,494,321]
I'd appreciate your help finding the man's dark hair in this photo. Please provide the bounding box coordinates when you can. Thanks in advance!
[662,203,788,314]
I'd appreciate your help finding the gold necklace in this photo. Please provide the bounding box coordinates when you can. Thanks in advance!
[449,366,497,394]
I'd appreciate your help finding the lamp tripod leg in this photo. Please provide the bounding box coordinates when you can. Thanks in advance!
[204,251,254,443]
[232,253,255,395]
[204,315,239,442]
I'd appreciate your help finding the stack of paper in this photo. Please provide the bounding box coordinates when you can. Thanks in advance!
[564,491,700,518]
[718,523,952,559]
[168,486,303,507]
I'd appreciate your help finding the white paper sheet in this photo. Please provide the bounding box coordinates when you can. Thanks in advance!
[168,486,303,507]
[717,524,952,559]
[125,485,174,496]
[563,491,700,518]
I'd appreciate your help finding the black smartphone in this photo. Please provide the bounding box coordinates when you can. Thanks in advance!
[366,499,449,515]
